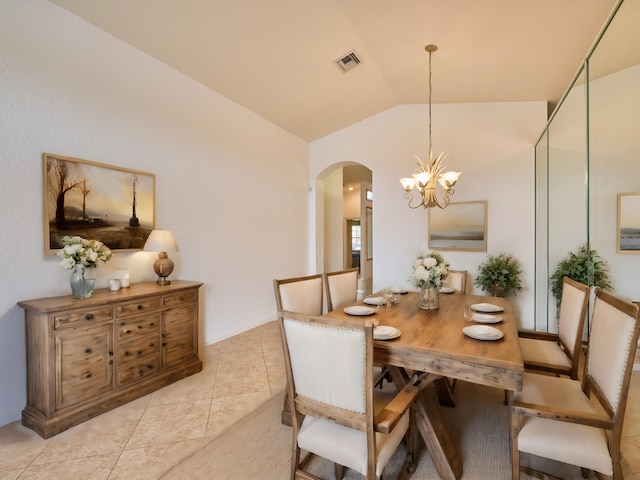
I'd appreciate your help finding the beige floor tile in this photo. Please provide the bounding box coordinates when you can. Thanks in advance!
[147,374,214,406]
[0,468,23,480]
[206,391,272,438]
[18,453,118,480]
[126,400,211,449]
[0,422,49,470]
[108,438,207,480]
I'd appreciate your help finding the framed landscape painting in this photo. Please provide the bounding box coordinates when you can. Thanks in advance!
[44,153,156,254]
[617,192,640,254]
[428,201,487,252]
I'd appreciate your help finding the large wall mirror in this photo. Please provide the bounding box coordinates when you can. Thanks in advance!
[535,0,640,332]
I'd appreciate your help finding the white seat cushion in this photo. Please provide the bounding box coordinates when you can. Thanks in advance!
[298,408,409,477]
[519,337,571,369]
[514,373,612,476]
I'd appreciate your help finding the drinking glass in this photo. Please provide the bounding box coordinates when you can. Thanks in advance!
[381,288,394,310]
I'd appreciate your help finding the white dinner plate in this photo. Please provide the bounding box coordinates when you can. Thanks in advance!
[439,287,455,294]
[463,325,504,341]
[344,305,376,316]
[471,313,501,324]
[374,326,401,340]
[364,296,386,306]
[470,303,505,313]
[391,287,408,294]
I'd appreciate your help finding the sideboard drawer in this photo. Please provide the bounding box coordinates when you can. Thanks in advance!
[116,314,161,341]
[162,290,198,308]
[116,297,160,318]
[117,357,160,385]
[118,334,160,363]
[54,306,114,329]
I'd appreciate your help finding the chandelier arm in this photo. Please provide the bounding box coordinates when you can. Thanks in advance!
[404,191,424,209]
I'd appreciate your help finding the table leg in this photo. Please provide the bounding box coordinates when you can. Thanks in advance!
[388,367,463,480]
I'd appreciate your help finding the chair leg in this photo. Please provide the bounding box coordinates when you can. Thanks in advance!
[334,463,344,479]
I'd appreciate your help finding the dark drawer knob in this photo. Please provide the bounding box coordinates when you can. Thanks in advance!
[137,350,142,355]
[109,360,113,365]
[179,296,184,301]
[125,351,131,356]
[86,372,92,378]
[85,313,94,320]
[85,347,92,353]
[137,305,143,310]
[138,325,143,329]
[109,351,113,356]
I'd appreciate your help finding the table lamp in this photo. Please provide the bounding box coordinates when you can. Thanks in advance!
[143,229,179,285]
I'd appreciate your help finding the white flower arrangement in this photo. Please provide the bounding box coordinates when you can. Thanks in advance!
[57,235,112,270]
[410,249,449,289]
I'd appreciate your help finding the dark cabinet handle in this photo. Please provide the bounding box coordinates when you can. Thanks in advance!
[125,329,131,334]
[86,372,92,378]
[125,351,131,356]
[149,322,155,327]
[137,305,143,310]
[109,351,113,356]
[85,347,92,353]
[85,313,94,320]
[109,360,113,365]
[179,296,184,301]
[137,325,143,329]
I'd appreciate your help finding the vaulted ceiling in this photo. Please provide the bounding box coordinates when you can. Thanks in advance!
[48,0,617,142]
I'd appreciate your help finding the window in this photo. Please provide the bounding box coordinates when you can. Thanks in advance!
[351,224,361,251]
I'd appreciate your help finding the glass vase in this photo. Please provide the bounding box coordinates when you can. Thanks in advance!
[70,264,96,299]
[419,286,439,310]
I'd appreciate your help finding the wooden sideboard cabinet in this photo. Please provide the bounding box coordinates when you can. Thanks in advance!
[18,280,203,438]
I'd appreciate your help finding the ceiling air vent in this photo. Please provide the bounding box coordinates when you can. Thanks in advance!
[334,50,362,73]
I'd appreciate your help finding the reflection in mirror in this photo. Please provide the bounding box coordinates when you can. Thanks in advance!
[535,0,640,332]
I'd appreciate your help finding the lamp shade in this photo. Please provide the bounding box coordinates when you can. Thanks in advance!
[143,230,179,253]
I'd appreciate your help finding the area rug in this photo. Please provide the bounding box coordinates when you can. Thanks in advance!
[162,381,636,479]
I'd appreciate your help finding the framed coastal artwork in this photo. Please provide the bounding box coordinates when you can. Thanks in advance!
[43,153,156,254]
[617,192,640,254]
[428,201,487,252]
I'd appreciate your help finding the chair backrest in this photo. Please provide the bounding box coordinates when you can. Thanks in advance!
[584,289,640,440]
[444,269,467,294]
[280,311,373,417]
[556,277,590,365]
[324,267,359,312]
[273,274,323,316]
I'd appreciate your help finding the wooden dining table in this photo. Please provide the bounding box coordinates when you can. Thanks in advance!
[323,290,524,480]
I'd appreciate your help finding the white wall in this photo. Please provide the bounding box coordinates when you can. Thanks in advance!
[310,101,548,330]
[0,0,308,427]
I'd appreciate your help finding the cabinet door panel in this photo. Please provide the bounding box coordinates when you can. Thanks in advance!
[162,304,197,367]
[55,324,113,409]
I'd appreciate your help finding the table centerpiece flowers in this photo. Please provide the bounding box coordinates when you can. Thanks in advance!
[410,249,449,310]
[57,235,112,299]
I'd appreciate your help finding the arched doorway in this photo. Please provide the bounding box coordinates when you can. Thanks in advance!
[322,163,373,294]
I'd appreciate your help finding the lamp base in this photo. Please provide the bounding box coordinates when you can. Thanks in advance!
[153,252,174,286]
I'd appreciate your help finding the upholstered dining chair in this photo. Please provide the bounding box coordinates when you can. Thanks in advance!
[325,267,359,312]
[518,276,590,380]
[279,310,419,480]
[273,273,324,316]
[443,269,467,294]
[509,289,640,480]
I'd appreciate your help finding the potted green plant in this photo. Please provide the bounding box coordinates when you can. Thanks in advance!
[549,244,611,303]
[474,253,523,298]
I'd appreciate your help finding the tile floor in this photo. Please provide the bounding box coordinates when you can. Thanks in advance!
[1,321,639,479]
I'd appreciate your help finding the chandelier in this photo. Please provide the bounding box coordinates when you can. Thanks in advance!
[399,45,461,209]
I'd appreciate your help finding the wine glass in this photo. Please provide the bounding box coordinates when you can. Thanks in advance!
[381,288,394,310]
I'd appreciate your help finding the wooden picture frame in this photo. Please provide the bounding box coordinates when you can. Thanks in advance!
[44,153,156,254]
[617,192,640,254]
[428,201,487,252]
